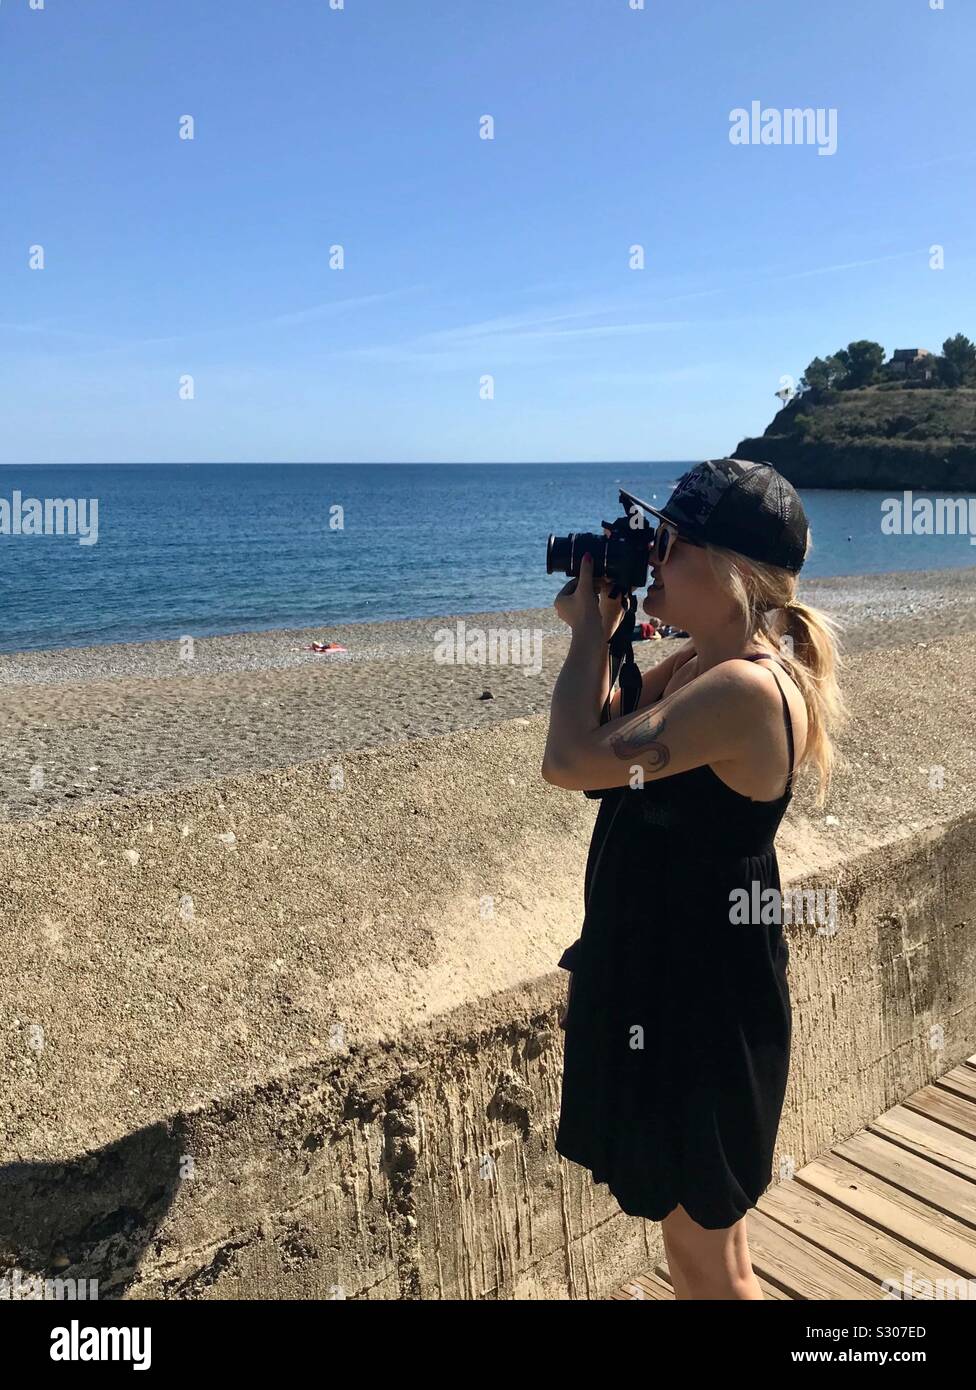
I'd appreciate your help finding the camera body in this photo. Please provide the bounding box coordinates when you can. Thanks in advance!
[546,488,657,594]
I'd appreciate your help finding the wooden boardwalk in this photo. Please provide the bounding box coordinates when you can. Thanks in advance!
[613,1054,976,1300]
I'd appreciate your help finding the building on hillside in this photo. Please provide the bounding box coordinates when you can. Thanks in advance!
[887,348,936,381]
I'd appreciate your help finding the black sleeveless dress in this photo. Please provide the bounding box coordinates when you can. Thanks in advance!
[555,656,794,1230]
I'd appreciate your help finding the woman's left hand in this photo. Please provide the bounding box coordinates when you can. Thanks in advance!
[554,553,604,638]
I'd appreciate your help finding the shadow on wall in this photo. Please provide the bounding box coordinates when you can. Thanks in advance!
[0,1121,185,1299]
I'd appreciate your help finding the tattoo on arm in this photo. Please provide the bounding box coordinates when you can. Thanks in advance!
[609,714,671,772]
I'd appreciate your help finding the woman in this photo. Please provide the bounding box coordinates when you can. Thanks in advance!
[542,459,845,1301]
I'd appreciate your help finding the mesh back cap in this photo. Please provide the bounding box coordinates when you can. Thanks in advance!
[642,459,809,573]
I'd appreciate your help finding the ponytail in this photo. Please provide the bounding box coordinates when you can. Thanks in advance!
[707,547,849,805]
[768,600,848,802]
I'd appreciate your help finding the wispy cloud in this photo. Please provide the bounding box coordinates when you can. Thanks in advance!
[121,286,427,348]
[348,300,693,368]
[899,152,976,173]
[584,362,725,386]
[0,320,117,344]
[258,288,426,332]
[341,246,926,371]
[766,249,923,283]
[410,302,623,345]
[0,287,427,359]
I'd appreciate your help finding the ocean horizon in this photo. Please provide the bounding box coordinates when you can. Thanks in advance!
[2,462,976,654]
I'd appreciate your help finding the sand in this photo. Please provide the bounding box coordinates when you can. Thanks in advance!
[2,566,976,822]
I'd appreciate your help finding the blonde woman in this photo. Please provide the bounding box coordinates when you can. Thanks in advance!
[543,459,845,1301]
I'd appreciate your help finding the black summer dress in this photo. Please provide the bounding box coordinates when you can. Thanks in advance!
[555,655,794,1230]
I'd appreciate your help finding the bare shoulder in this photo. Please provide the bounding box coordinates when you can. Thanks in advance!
[675,639,700,667]
[651,641,697,702]
[687,656,795,720]
[632,639,697,709]
[723,656,809,759]
[672,641,696,672]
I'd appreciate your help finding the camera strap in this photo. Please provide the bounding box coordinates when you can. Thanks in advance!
[584,593,643,801]
[600,592,643,722]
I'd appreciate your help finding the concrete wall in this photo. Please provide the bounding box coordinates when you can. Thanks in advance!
[2,642,976,1299]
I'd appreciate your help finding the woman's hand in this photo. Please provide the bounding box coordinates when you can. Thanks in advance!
[553,553,605,640]
[554,554,627,641]
[596,577,627,640]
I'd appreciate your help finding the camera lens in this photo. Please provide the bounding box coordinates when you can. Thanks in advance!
[547,533,609,576]
[546,534,575,575]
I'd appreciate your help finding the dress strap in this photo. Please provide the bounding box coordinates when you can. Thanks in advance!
[742,654,795,797]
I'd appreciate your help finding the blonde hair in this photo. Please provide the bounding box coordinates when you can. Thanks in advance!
[707,542,848,805]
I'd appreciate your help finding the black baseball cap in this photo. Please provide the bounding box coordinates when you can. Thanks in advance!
[639,459,809,574]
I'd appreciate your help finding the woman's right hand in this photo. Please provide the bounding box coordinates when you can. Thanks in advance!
[596,578,627,640]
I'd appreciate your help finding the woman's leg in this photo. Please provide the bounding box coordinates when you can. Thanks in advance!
[660,1223,693,1300]
[660,1204,764,1300]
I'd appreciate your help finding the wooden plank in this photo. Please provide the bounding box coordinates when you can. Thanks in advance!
[612,1272,673,1300]
[760,1174,954,1296]
[795,1152,976,1276]
[634,1272,674,1300]
[902,1085,976,1140]
[744,1207,884,1300]
[870,1105,976,1182]
[934,1065,976,1104]
[834,1129,976,1227]
[614,1055,976,1303]
[647,1260,790,1299]
[756,1274,793,1299]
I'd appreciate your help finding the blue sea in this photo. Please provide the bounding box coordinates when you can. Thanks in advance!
[1,462,975,654]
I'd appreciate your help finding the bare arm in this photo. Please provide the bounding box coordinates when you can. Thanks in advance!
[605,639,695,720]
[543,636,776,792]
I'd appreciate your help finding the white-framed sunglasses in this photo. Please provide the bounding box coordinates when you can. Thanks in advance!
[649,518,706,566]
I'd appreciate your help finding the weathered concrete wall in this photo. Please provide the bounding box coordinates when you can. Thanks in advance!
[774,816,976,1192]
[2,639,975,1299]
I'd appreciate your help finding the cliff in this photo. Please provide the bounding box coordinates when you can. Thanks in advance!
[734,386,976,489]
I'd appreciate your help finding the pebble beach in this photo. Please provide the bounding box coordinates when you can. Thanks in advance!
[2,566,976,822]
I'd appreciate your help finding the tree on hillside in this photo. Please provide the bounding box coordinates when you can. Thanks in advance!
[799,355,846,393]
[937,334,976,388]
[833,340,886,389]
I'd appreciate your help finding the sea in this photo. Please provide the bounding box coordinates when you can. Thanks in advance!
[1,462,974,654]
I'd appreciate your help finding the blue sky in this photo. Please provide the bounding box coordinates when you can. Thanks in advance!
[1,0,973,464]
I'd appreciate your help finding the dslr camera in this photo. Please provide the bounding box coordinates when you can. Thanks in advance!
[546,488,657,595]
